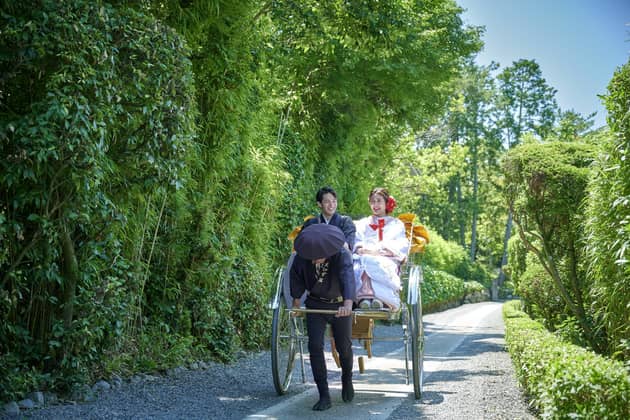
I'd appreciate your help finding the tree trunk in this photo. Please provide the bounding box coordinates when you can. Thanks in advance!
[469,144,479,262]
[61,226,79,329]
[496,210,512,286]
[514,220,595,346]
[456,175,466,248]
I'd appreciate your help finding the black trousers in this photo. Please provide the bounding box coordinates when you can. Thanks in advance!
[305,299,353,396]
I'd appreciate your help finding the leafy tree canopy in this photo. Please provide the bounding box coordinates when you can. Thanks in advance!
[269,0,483,130]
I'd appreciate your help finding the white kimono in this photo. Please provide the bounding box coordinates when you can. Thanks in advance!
[353,216,410,310]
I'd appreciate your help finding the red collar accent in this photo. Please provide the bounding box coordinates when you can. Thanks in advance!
[369,218,385,241]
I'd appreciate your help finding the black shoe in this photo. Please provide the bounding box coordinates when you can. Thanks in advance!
[312,397,332,411]
[342,380,354,402]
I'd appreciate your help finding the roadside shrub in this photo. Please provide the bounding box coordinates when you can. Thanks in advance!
[463,280,485,294]
[514,257,566,328]
[503,140,600,351]
[423,230,491,285]
[504,300,630,419]
[0,354,50,403]
[421,267,466,311]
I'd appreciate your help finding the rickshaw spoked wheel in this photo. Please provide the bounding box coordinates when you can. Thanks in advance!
[271,295,297,395]
[408,300,424,399]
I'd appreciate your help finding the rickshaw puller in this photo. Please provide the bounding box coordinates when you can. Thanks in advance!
[290,223,355,411]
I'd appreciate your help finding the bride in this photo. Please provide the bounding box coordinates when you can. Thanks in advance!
[353,188,409,310]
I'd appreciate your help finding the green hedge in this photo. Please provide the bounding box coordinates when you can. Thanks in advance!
[419,267,486,312]
[422,230,491,285]
[503,300,630,419]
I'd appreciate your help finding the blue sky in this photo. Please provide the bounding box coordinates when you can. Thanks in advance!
[456,0,630,129]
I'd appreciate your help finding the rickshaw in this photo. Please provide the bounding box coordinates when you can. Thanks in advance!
[269,213,429,399]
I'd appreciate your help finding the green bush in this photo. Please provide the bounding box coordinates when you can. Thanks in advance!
[0,354,50,403]
[420,269,487,312]
[421,267,466,311]
[503,140,601,351]
[504,300,630,419]
[514,256,566,327]
[463,280,486,296]
[423,230,491,285]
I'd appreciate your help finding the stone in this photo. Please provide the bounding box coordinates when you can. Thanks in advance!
[110,374,123,389]
[43,392,58,405]
[71,384,96,402]
[166,366,186,377]
[26,391,45,407]
[92,380,111,393]
[27,391,45,406]
[17,399,35,409]
[3,401,20,416]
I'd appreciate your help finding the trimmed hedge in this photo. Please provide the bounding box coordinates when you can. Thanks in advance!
[503,300,630,419]
[420,267,487,312]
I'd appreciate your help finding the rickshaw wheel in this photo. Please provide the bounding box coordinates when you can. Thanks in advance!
[271,294,297,395]
[409,301,424,399]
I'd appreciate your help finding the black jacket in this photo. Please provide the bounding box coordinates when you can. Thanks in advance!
[290,248,355,303]
[303,213,356,251]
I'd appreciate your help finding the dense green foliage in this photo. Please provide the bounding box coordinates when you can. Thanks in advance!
[503,59,630,363]
[507,239,564,326]
[496,59,558,146]
[1,0,627,411]
[406,263,486,313]
[266,0,482,217]
[503,140,600,349]
[584,59,630,360]
[504,301,630,419]
[1,0,197,396]
[421,227,490,284]
[388,66,505,267]
[0,0,481,401]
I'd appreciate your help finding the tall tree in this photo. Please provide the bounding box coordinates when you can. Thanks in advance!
[448,62,501,261]
[503,141,601,349]
[554,109,596,142]
[268,0,482,213]
[495,59,558,290]
[400,62,501,263]
[496,59,558,147]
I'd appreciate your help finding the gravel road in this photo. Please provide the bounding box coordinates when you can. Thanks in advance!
[390,301,535,419]
[4,301,535,419]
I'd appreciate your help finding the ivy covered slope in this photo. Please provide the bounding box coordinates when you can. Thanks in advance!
[0,0,480,400]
